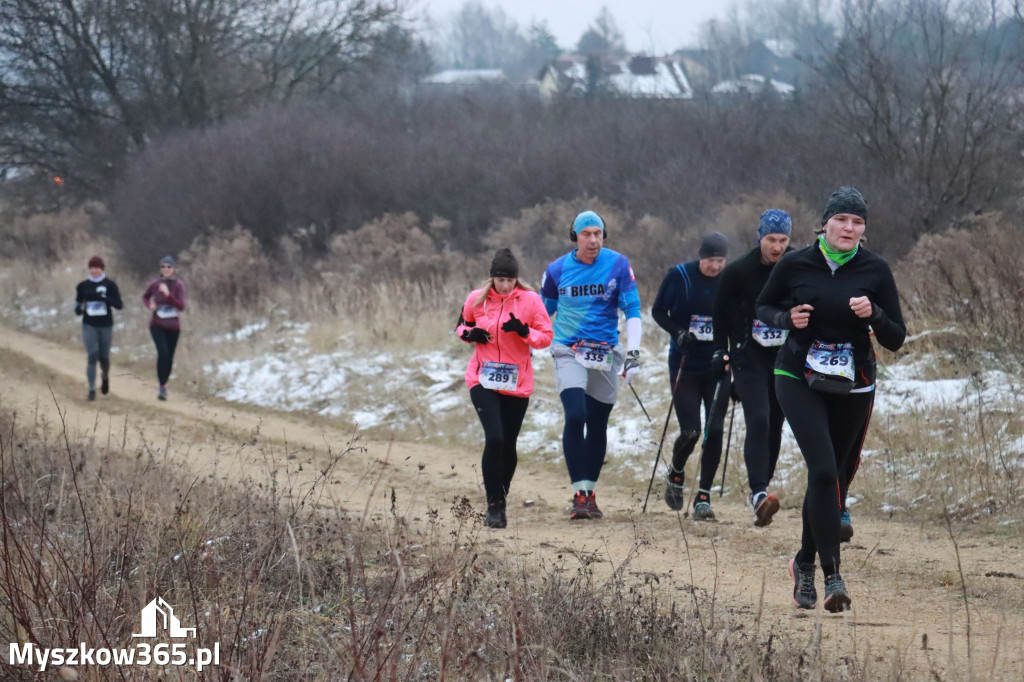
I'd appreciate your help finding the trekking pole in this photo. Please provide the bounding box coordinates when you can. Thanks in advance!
[629,384,652,423]
[642,357,686,513]
[719,399,736,498]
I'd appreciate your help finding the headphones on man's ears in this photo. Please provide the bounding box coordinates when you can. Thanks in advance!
[569,211,607,242]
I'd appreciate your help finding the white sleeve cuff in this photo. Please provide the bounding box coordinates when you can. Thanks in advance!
[625,317,642,352]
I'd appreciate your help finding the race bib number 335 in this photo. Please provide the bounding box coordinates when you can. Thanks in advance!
[574,341,613,371]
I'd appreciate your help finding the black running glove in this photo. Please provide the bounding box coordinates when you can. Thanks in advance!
[461,327,491,344]
[710,350,730,378]
[675,330,697,351]
[501,312,529,338]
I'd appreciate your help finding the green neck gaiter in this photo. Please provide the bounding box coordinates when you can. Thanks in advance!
[818,234,858,266]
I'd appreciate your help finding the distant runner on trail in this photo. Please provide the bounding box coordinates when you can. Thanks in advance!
[652,231,730,520]
[756,187,905,613]
[541,211,642,521]
[74,255,123,401]
[142,255,187,401]
[455,248,553,529]
[712,210,793,527]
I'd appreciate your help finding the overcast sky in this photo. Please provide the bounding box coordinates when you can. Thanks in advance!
[420,0,726,54]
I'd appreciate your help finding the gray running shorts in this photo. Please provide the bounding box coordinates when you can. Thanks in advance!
[551,341,623,405]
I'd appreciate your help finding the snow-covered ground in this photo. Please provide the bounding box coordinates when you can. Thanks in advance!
[203,323,1024,488]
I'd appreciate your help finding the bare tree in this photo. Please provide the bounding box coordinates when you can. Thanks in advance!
[576,7,627,56]
[0,0,408,197]
[808,0,1024,234]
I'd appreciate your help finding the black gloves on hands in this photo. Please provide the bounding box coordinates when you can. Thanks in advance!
[461,327,491,344]
[675,330,697,352]
[710,350,730,378]
[501,312,530,338]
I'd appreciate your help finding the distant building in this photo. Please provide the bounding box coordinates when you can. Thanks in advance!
[710,73,795,97]
[538,54,693,100]
[421,69,507,86]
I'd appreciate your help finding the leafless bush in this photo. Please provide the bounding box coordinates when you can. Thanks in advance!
[180,227,271,311]
[898,211,1024,355]
[0,205,95,265]
[323,212,462,283]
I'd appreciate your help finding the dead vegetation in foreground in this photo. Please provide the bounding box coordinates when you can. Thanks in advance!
[0,401,907,682]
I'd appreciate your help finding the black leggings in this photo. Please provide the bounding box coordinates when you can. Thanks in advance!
[668,352,728,492]
[840,395,873,510]
[732,351,786,494]
[776,375,873,576]
[469,384,530,504]
[150,326,180,386]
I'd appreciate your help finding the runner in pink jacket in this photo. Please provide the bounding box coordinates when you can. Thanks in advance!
[455,248,552,529]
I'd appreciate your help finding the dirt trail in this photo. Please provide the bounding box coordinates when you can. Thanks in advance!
[2,323,1022,679]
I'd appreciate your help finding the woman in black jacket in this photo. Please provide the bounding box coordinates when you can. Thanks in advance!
[756,187,905,612]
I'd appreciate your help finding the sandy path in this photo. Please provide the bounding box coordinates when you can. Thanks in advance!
[2,323,1022,679]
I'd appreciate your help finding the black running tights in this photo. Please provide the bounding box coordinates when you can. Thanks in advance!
[470,384,529,504]
[150,326,180,386]
[732,352,786,495]
[775,375,873,576]
[668,352,728,492]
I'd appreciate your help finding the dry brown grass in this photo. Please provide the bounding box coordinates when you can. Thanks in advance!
[0,402,876,681]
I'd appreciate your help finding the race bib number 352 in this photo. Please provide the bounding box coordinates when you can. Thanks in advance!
[805,341,854,380]
[479,362,519,391]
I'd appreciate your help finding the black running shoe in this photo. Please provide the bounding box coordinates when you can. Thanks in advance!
[570,491,590,520]
[484,501,507,529]
[692,492,715,521]
[664,468,685,510]
[101,373,109,395]
[840,508,854,543]
[693,500,715,520]
[788,557,817,609]
[88,390,96,401]
[823,574,852,613]
[586,491,603,519]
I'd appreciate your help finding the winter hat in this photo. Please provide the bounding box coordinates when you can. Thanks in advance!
[159,255,176,267]
[88,255,105,270]
[489,248,519,279]
[698,231,729,259]
[757,209,792,241]
[572,210,605,235]
[821,186,867,225]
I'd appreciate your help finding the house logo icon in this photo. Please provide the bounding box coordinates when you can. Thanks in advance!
[133,597,196,638]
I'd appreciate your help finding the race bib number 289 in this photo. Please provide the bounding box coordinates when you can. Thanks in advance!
[479,362,519,391]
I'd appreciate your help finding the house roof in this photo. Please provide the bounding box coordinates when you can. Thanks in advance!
[422,69,507,85]
[710,73,795,97]
[540,54,692,99]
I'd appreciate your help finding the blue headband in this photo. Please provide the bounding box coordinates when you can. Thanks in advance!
[573,211,605,234]
[757,209,792,241]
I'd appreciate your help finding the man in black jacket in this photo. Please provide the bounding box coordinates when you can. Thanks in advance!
[711,210,792,526]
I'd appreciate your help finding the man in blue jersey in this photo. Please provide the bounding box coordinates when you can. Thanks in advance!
[652,232,730,519]
[541,210,643,520]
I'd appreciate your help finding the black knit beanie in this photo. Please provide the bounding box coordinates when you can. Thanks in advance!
[490,248,519,279]
[698,231,729,259]
[821,186,868,225]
